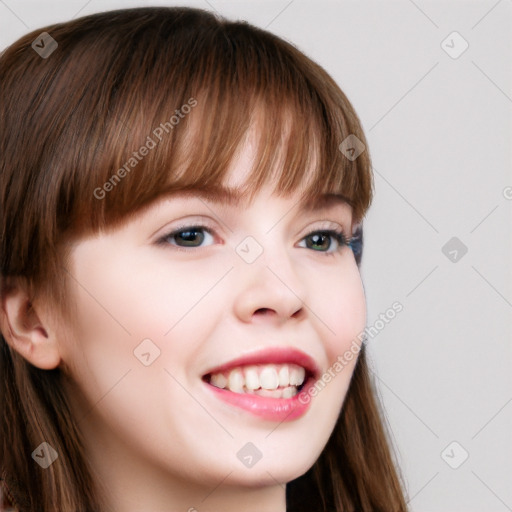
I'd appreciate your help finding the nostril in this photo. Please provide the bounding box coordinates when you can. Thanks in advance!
[255,308,272,315]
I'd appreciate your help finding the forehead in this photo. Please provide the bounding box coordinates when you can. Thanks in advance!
[154,115,352,219]
[157,185,351,213]
[172,108,348,207]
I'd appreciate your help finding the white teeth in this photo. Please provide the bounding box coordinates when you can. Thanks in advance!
[289,366,305,386]
[244,366,260,390]
[278,365,290,387]
[256,388,282,398]
[282,386,297,399]
[228,369,244,393]
[253,386,298,399]
[260,366,279,390]
[210,373,227,389]
[208,363,308,396]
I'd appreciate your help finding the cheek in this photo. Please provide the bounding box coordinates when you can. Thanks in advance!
[59,249,216,452]
[293,257,365,417]
[60,246,223,396]
[308,258,366,361]
[65,243,211,343]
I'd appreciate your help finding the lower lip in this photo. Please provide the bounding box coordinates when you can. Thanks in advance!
[204,380,313,422]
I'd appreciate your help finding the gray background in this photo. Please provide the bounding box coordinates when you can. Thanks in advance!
[1,1,511,510]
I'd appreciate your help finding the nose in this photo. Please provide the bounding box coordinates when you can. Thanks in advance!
[232,242,306,325]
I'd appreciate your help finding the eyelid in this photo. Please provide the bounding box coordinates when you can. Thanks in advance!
[154,218,348,242]
[152,216,220,242]
[300,219,346,233]
[298,220,351,239]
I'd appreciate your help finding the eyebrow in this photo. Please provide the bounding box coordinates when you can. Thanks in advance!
[163,186,350,211]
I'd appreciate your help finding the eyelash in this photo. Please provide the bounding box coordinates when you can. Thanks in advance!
[157,224,362,257]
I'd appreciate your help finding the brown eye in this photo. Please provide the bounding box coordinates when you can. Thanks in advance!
[305,232,331,251]
[161,226,214,248]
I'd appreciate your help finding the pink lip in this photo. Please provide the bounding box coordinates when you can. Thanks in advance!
[203,347,320,377]
[202,347,319,422]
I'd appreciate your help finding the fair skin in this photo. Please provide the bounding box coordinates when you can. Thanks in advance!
[1,136,366,512]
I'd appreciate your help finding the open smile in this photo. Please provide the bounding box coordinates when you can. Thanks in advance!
[202,347,319,421]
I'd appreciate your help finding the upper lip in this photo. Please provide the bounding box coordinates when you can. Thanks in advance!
[202,347,320,379]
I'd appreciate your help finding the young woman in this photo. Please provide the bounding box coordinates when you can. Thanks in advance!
[0,6,408,512]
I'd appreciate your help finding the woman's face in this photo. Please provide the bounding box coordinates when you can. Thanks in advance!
[56,135,366,501]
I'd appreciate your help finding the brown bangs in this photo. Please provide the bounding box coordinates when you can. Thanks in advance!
[0,6,373,281]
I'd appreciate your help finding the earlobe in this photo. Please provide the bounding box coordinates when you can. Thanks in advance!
[0,282,61,370]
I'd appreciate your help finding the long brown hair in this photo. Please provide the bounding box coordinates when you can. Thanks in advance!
[0,7,408,511]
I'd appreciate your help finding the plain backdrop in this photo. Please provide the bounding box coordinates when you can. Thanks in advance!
[1,1,511,511]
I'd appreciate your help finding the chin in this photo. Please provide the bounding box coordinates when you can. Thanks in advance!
[228,449,320,488]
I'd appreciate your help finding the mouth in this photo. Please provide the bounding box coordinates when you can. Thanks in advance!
[203,363,310,398]
[201,347,319,421]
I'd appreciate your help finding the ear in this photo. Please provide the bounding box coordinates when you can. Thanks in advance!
[0,279,61,370]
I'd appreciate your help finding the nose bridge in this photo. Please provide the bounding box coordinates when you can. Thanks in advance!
[232,227,306,321]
